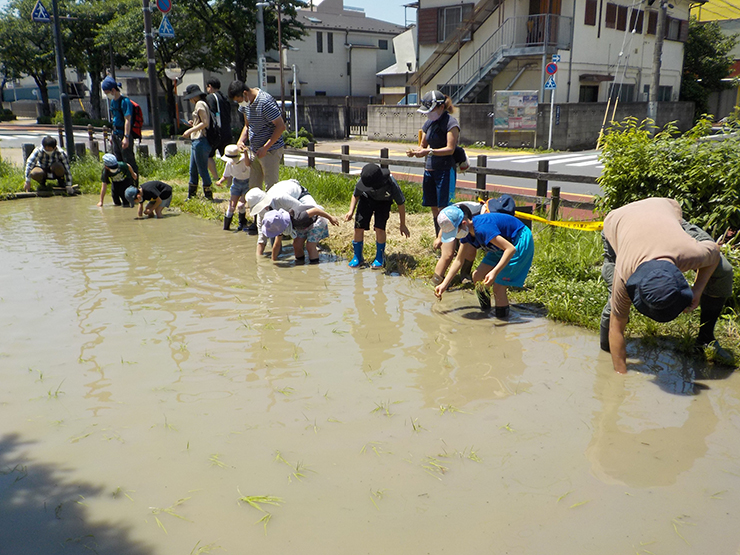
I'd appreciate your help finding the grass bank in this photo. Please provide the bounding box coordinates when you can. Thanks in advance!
[2,151,739,364]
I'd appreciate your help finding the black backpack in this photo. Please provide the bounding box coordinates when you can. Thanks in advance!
[205,97,221,147]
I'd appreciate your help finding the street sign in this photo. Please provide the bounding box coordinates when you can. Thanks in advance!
[545,62,558,75]
[158,15,175,38]
[31,0,50,22]
[156,0,172,14]
[552,54,561,62]
[544,76,557,90]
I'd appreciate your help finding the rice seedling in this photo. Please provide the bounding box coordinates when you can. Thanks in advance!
[421,456,448,480]
[0,464,27,482]
[47,380,65,399]
[256,512,272,535]
[163,415,177,431]
[208,454,231,469]
[556,490,573,503]
[500,422,515,432]
[236,490,283,512]
[568,500,591,509]
[438,404,465,415]
[69,431,94,443]
[671,516,695,546]
[710,490,727,499]
[190,541,223,554]
[360,442,392,456]
[369,489,387,510]
[410,417,423,433]
[112,487,135,501]
[276,386,295,396]
[327,417,342,423]
[149,497,192,534]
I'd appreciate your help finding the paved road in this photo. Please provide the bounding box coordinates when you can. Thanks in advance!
[1,123,603,200]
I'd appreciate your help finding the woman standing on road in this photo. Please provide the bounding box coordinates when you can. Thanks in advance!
[407,90,460,237]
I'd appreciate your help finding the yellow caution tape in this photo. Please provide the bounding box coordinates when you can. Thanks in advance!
[515,210,603,232]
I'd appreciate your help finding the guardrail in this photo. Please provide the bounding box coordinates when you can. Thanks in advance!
[285,143,598,215]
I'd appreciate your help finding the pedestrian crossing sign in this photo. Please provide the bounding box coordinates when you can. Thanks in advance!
[544,76,556,90]
[158,15,175,38]
[31,0,50,22]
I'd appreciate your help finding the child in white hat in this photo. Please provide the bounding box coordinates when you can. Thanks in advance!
[215,144,252,231]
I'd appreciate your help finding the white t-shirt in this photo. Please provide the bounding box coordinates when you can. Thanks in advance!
[223,158,251,181]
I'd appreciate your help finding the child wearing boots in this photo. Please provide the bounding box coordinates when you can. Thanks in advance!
[344,164,410,269]
[215,145,253,232]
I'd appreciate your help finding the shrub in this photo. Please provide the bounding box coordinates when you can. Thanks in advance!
[0,109,16,122]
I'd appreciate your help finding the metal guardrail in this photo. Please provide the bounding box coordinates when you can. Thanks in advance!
[285,144,598,212]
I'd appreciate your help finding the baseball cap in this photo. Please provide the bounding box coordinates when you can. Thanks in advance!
[101,76,120,92]
[626,260,693,322]
[124,186,139,205]
[438,205,467,243]
[262,209,291,238]
[418,90,446,114]
[355,163,391,193]
[102,153,119,168]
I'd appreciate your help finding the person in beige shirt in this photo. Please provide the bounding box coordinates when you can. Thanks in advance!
[181,84,213,200]
[600,197,734,373]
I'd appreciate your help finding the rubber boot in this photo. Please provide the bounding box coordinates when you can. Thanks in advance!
[495,305,510,319]
[203,184,213,200]
[247,220,258,235]
[600,317,611,352]
[237,212,248,232]
[460,259,474,284]
[187,184,197,200]
[223,214,233,231]
[371,242,385,269]
[476,286,492,310]
[348,241,364,268]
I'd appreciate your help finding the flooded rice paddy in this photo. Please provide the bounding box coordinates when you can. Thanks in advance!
[1,196,740,555]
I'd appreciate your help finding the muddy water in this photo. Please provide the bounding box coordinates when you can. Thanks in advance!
[1,196,740,555]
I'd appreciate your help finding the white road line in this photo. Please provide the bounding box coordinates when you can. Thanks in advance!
[486,155,537,163]
[567,159,603,167]
[547,155,599,165]
[6,134,38,140]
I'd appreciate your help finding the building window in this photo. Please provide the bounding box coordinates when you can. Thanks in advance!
[379,39,388,50]
[315,91,326,96]
[316,31,323,53]
[579,85,599,102]
[616,4,627,30]
[266,75,276,84]
[643,84,672,101]
[328,32,333,53]
[646,10,657,35]
[437,4,473,42]
[666,16,680,40]
[605,3,616,28]
[630,9,644,33]
[609,83,635,102]
[584,0,597,26]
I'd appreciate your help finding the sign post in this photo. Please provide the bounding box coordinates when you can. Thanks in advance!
[545,62,558,149]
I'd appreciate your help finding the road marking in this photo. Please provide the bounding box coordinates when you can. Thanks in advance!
[567,159,602,167]
[547,155,599,165]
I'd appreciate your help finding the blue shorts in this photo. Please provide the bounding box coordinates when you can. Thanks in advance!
[422,167,456,208]
[480,225,534,288]
[230,177,250,198]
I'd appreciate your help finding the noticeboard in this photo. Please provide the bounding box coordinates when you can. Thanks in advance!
[493,90,539,131]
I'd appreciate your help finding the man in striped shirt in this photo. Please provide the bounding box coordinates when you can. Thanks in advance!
[227,80,285,192]
[24,136,74,194]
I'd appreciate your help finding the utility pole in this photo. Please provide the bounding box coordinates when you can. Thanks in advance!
[142,0,163,157]
[50,0,75,159]
[256,3,268,89]
[647,0,667,128]
[277,1,286,121]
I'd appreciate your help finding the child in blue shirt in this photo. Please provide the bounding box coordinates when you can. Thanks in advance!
[434,204,535,318]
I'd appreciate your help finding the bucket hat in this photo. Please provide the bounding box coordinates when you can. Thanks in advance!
[626,260,693,322]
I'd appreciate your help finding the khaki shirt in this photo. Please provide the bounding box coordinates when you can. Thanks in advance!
[191,100,210,140]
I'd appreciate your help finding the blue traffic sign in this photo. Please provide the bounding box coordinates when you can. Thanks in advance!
[158,15,175,38]
[31,0,50,22]
[545,62,558,75]
[544,76,557,90]
[552,54,561,63]
[156,0,172,14]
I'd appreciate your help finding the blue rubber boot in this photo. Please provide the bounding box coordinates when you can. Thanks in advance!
[371,242,385,269]
[348,241,364,268]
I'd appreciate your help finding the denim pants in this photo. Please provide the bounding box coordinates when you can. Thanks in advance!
[189,138,212,193]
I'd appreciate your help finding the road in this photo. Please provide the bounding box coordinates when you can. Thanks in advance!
[1,123,603,201]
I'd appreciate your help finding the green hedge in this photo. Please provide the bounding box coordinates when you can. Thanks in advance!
[597,116,740,237]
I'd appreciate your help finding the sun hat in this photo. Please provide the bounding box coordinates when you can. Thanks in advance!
[418,90,446,114]
[220,144,245,164]
[124,186,139,205]
[101,76,120,92]
[626,260,693,322]
[102,153,119,168]
[262,209,291,238]
[247,188,269,216]
[438,205,467,243]
[356,163,391,194]
[183,84,205,100]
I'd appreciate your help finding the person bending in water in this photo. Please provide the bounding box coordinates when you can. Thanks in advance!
[125,181,173,219]
[433,204,534,318]
[600,197,734,374]
[99,153,137,207]
[262,206,340,263]
[344,163,410,269]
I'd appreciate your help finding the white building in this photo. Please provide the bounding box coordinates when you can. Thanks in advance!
[407,0,691,105]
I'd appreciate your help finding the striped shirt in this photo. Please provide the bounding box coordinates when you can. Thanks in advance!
[238,89,284,152]
[24,146,72,188]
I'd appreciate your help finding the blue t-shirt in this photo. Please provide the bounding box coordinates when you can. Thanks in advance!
[461,213,525,252]
[110,96,133,136]
[238,90,285,152]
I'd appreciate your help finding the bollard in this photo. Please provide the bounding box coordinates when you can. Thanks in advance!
[548,186,561,221]
[22,143,35,163]
[164,141,178,159]
[341,145,350,174]
[138,144,149,158]
[90,141,100,160]
[57,123,64,149]
[380,148,389,170]
[307,142,315,169]
[75,143,86,159]
[87,124,94,143]
[536,159,549,197]
[476,155,487,190]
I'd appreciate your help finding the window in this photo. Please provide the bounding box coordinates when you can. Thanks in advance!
[666,16,680,40]
[316,31,323,53]
[327,32,333,53]
[437,4,473,42]
[579,85,599,102]
[266,75,276,84]
[379,39,388,50]
[605,3,616,28]
[629,9,643,33]
[608,83,635,102]
[584,0,597,26]
[616,5,627,30]
[643,84,673,101]
[315,91,326,96]
[646,10,657,35]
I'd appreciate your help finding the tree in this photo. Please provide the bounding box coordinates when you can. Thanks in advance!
[0,0,58,116]
[680,17,739,118]
[181,0,306,83]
